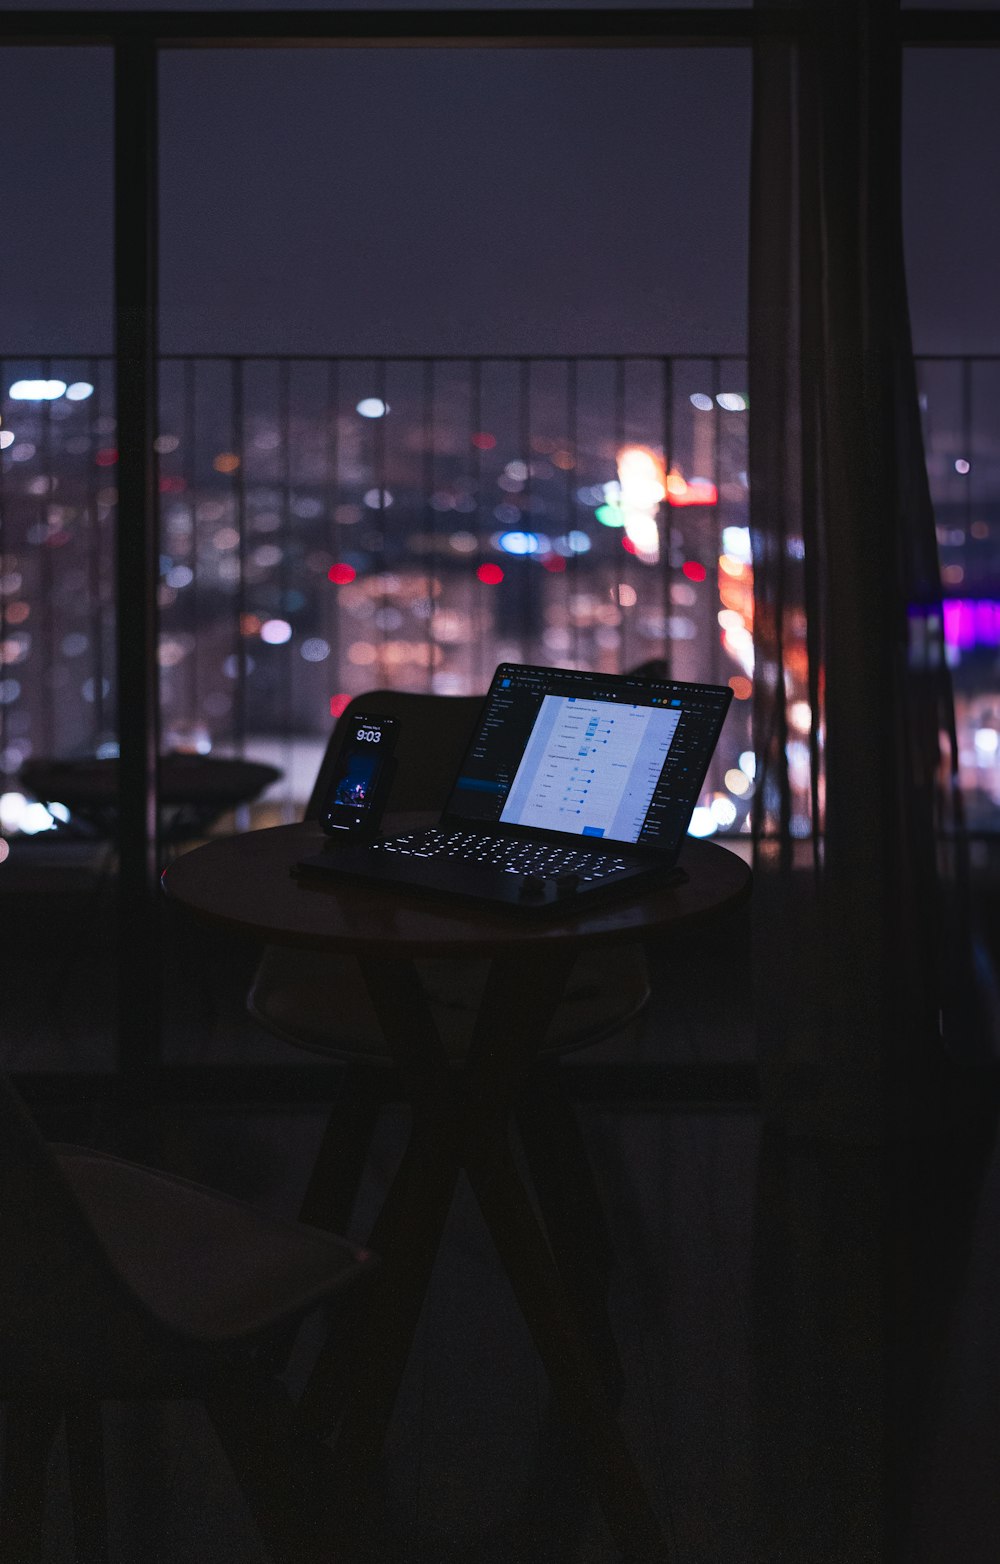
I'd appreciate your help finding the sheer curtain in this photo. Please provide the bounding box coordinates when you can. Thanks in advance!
[748,0,984,1139]
[745,11,994,1547]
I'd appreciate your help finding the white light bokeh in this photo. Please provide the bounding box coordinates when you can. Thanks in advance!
[687,806,717,837]
[710,795,738,827]
[9,380,66,401]
[260,619,293,645]
[0,793,55,835]
[300,638,331,663]
[721,525,753,564]
[363,488,393,509]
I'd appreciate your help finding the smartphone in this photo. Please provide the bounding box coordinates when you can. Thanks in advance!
[319,712,398,838]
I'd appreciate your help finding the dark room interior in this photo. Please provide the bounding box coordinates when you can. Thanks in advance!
[1,4,1000,1561]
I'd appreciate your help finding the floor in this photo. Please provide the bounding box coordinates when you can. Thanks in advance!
[2,833,998,1562]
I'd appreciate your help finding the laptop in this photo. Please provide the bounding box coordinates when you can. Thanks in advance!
[297,662,733,913]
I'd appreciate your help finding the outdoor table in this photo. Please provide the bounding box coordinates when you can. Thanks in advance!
[21,753,282,844]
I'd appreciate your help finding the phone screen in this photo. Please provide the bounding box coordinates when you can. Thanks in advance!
[320,713,398,835]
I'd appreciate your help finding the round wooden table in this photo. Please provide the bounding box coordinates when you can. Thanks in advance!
[164,820,751,1559]
[164,817,750,956]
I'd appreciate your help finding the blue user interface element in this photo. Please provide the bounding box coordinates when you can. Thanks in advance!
[500,695,680,843]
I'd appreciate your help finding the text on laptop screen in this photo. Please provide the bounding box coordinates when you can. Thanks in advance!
[444,664,731,849]
[500,696,680,840]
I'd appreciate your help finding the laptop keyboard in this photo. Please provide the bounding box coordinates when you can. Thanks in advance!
[372,828,630,881]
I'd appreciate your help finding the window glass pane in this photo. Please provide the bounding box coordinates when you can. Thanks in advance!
[160,48,747,356]
[905,50,1000,838]
[0,50,113,354]
[0,47,115,1071]
[903,2,996,10]
[159,47,751,830]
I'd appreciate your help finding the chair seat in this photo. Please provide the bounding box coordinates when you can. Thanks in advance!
[248,946,651,1064]
[56,1148,372,1343]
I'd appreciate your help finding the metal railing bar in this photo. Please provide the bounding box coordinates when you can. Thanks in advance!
[661,354,675,681]
[113,33,161,1081]
[0,8,768,49]
[0,358,6,784]
[422,358,437,684]
[709,355,723,692]
[613,357,626,666]
[903,12,1000,48]
[86,353,106,743]
[325,358,341,699]
[182,356,199,728]
[0,351,747,369]
[3,7,992,50]
[564,357,580,669]
[232,358,248,755]
[374,357,389,675]
[39,359,55,757]
[155,351,746,365]
[519,356,533,659]
[962,357,973,539]
[471,357,485,692]
[279,358,294,812]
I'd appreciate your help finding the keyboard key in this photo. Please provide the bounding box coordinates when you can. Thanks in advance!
[374,827,631,881]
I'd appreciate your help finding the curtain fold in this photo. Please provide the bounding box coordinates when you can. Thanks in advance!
[748,0,985,1140]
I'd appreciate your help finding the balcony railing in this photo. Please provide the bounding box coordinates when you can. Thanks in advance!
[916,358,1000,837]
[3,352,999,842]
[0,353,754,834]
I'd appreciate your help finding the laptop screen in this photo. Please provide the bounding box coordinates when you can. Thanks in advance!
[443,663,732,852]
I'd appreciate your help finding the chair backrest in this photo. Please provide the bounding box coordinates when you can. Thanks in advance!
[305,689,485,821]
[0,1070,157,1395]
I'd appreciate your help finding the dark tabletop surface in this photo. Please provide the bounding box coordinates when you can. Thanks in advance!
[162,817,752,958]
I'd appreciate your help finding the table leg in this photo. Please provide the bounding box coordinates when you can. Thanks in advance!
[297,1062,384,1236]
[298,1100,462,1443]
[299,952,551,1482]
[457,948,666,1558]
[464,1125,666,1562]
[516,1081,623,1389]
[297,954,461,1430]
[299,947,666,1561]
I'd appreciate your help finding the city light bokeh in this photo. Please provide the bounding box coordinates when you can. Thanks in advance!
[3,352,996,839]
[0,355,755,832]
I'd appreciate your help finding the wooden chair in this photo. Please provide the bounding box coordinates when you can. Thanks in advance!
[0,1067,376,1564]
[247,690,651,1363]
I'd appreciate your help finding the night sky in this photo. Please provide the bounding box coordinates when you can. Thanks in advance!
[0,10,998,358]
